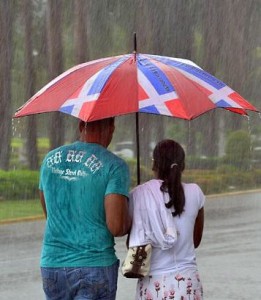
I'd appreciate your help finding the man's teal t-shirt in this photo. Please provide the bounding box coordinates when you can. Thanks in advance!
[39,141,130,268]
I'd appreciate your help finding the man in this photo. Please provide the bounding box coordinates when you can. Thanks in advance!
[39,117,131,300]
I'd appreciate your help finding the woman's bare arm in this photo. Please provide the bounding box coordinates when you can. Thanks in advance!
[193,207,204,248]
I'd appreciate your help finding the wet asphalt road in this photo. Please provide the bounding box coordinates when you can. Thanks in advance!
[0,190,260,300]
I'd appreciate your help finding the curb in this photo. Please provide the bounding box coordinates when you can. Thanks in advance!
[0,214,45,225]
[1,189,261,225]
[206,188,261,199]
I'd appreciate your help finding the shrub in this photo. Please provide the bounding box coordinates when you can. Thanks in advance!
[224,130,251,170]
[1,157,260,203]
[252,169,261,185]
[183,170,227,194]
[183,167,259,194]
[0,170,39,200]
[187,156,220,170]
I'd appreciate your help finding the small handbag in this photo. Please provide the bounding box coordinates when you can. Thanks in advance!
[121,244,152,278]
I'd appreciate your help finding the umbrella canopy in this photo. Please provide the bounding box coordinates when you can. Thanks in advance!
[14,53,258,121]
[14,46,259,184]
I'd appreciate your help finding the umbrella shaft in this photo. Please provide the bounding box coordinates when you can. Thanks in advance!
[136,113,140,185]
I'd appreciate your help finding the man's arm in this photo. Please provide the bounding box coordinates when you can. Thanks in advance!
[39,190,47,219]
[105,194,131,237]
[193,207,204,248]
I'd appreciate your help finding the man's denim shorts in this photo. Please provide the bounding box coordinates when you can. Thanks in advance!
[41,260,119,300]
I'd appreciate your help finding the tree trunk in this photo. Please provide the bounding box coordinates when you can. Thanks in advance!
[173,0,196,156]
[24,0,38,170]
[221,0,254,131]
[74,0,89,64]
[0,1,13,170]
[201,0,221,157]
[69,0,90,141]
[134,1,153,177]
[46,0,65,150]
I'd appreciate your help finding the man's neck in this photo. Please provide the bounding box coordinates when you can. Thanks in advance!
[80,134,107,148]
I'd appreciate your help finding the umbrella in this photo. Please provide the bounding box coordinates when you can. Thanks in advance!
[14,34,259,183]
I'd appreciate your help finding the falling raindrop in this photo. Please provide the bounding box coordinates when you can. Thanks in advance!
[0,1,260,299]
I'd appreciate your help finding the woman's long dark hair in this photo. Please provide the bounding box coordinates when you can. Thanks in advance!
[152,139,185,217]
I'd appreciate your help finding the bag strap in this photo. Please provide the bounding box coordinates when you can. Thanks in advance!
[130,245,148,274]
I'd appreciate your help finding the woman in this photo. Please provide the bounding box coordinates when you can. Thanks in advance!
[129,139,205,300]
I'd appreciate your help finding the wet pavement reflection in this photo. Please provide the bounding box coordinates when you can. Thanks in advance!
[0,190,260,299]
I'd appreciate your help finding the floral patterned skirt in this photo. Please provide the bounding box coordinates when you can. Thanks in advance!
[135,270,203,300]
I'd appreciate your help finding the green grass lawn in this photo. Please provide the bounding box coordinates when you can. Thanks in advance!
[0,199,44,223]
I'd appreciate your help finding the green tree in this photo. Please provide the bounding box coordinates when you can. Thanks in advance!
[225,130,251,170]
[74,0,89,64]
[200,0,222,157]
[24,0,39,170]
[46,0,65,150]
[0,0,14,170]
[221,0,255,131]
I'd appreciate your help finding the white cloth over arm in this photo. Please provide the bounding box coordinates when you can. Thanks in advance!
[129,179,177,250]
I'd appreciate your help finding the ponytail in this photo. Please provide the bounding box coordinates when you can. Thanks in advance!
[153,139,185,217]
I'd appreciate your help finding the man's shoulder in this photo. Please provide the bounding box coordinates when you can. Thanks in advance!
[105,149,128,165]
[44,143,73,156]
